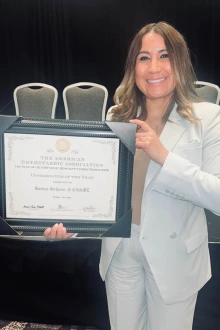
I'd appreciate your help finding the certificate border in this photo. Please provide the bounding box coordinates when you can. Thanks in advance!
[0,116,135,237]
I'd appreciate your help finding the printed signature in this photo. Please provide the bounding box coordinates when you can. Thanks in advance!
[23,205,44,209]
[83,205,96,212]
[58,204,66,209]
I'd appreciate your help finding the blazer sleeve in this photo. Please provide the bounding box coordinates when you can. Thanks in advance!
[105,106,117,120]
[152,106,220,216]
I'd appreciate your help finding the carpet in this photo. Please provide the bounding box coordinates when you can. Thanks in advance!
[0,321,99,330]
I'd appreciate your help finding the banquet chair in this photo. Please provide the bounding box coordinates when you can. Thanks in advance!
[13,83,58,118]
[195,81,220,105]
[63,82,108,121]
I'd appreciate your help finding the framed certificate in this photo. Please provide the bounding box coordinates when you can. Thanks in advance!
[0,116,136,237]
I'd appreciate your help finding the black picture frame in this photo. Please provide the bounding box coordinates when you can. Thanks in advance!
[0,116,136,237]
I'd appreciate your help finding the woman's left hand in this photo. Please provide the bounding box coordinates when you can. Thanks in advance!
[44,223,73,239]
[130,119,169,165]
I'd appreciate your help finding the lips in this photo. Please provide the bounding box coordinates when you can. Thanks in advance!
[147,78,166,84]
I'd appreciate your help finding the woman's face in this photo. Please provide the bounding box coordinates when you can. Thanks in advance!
[135,32,176,102]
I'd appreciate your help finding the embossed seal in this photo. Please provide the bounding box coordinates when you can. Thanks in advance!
[55,138,70,153]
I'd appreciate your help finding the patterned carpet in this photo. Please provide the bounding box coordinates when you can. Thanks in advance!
[0,321,99,330]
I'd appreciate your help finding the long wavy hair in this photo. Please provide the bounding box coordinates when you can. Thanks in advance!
[110,21,200,124]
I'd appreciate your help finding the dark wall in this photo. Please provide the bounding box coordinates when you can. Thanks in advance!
[0,0,220,117]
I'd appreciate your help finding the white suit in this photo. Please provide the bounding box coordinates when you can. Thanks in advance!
[99,102,220,306]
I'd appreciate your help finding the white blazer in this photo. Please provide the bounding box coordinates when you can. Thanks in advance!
[99,102,220,304]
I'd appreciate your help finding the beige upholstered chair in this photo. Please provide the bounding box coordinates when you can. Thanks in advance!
[195,81,220,105]
[63,82,108,121]
[13,83,58,118]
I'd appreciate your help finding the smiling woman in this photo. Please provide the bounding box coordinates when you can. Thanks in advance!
[110,22,199,126]
[100,21,220,330]
[135,32,176,102]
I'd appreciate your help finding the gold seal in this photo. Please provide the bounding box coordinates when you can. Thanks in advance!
[55,138,70,153]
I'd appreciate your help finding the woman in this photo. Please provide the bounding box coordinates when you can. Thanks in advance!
[45,22,220,330]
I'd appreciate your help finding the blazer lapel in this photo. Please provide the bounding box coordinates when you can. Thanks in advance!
[144,104,186,189]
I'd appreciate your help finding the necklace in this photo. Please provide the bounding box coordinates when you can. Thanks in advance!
[145,120,160,132]
[145,98,170,133]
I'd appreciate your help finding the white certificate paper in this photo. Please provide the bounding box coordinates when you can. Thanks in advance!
[4,133,119,221]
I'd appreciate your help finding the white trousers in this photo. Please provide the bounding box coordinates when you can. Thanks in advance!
[105,224,198,330]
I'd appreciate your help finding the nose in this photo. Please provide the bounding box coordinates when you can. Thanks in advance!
[149,58,161,73]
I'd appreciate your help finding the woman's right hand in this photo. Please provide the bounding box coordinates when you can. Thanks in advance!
[44,223,74,239]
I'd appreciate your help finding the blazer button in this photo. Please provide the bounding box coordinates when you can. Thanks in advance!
[170,232,177,239]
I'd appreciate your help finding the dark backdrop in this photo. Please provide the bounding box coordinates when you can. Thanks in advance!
[0,0,220,118]
[0,2,220,328]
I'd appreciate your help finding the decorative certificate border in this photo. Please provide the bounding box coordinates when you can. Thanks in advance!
[4,133,119,221]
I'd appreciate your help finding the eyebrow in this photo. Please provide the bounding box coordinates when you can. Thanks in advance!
[138,49,167,55]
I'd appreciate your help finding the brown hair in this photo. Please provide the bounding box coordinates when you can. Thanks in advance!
[110,21,200,124]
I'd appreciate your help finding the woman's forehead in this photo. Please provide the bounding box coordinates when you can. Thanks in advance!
[140,32,166,52]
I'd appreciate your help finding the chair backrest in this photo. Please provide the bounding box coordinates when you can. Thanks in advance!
[63,82,108,121]
[195,81,220,105]
[13,83,58,119]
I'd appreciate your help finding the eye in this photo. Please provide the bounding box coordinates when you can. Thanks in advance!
[160,53,169,59]
[140,55,149,61]
[137,55,150,62]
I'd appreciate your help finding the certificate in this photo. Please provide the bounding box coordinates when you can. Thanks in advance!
[0,116,136,237]
[4,134,119,221]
